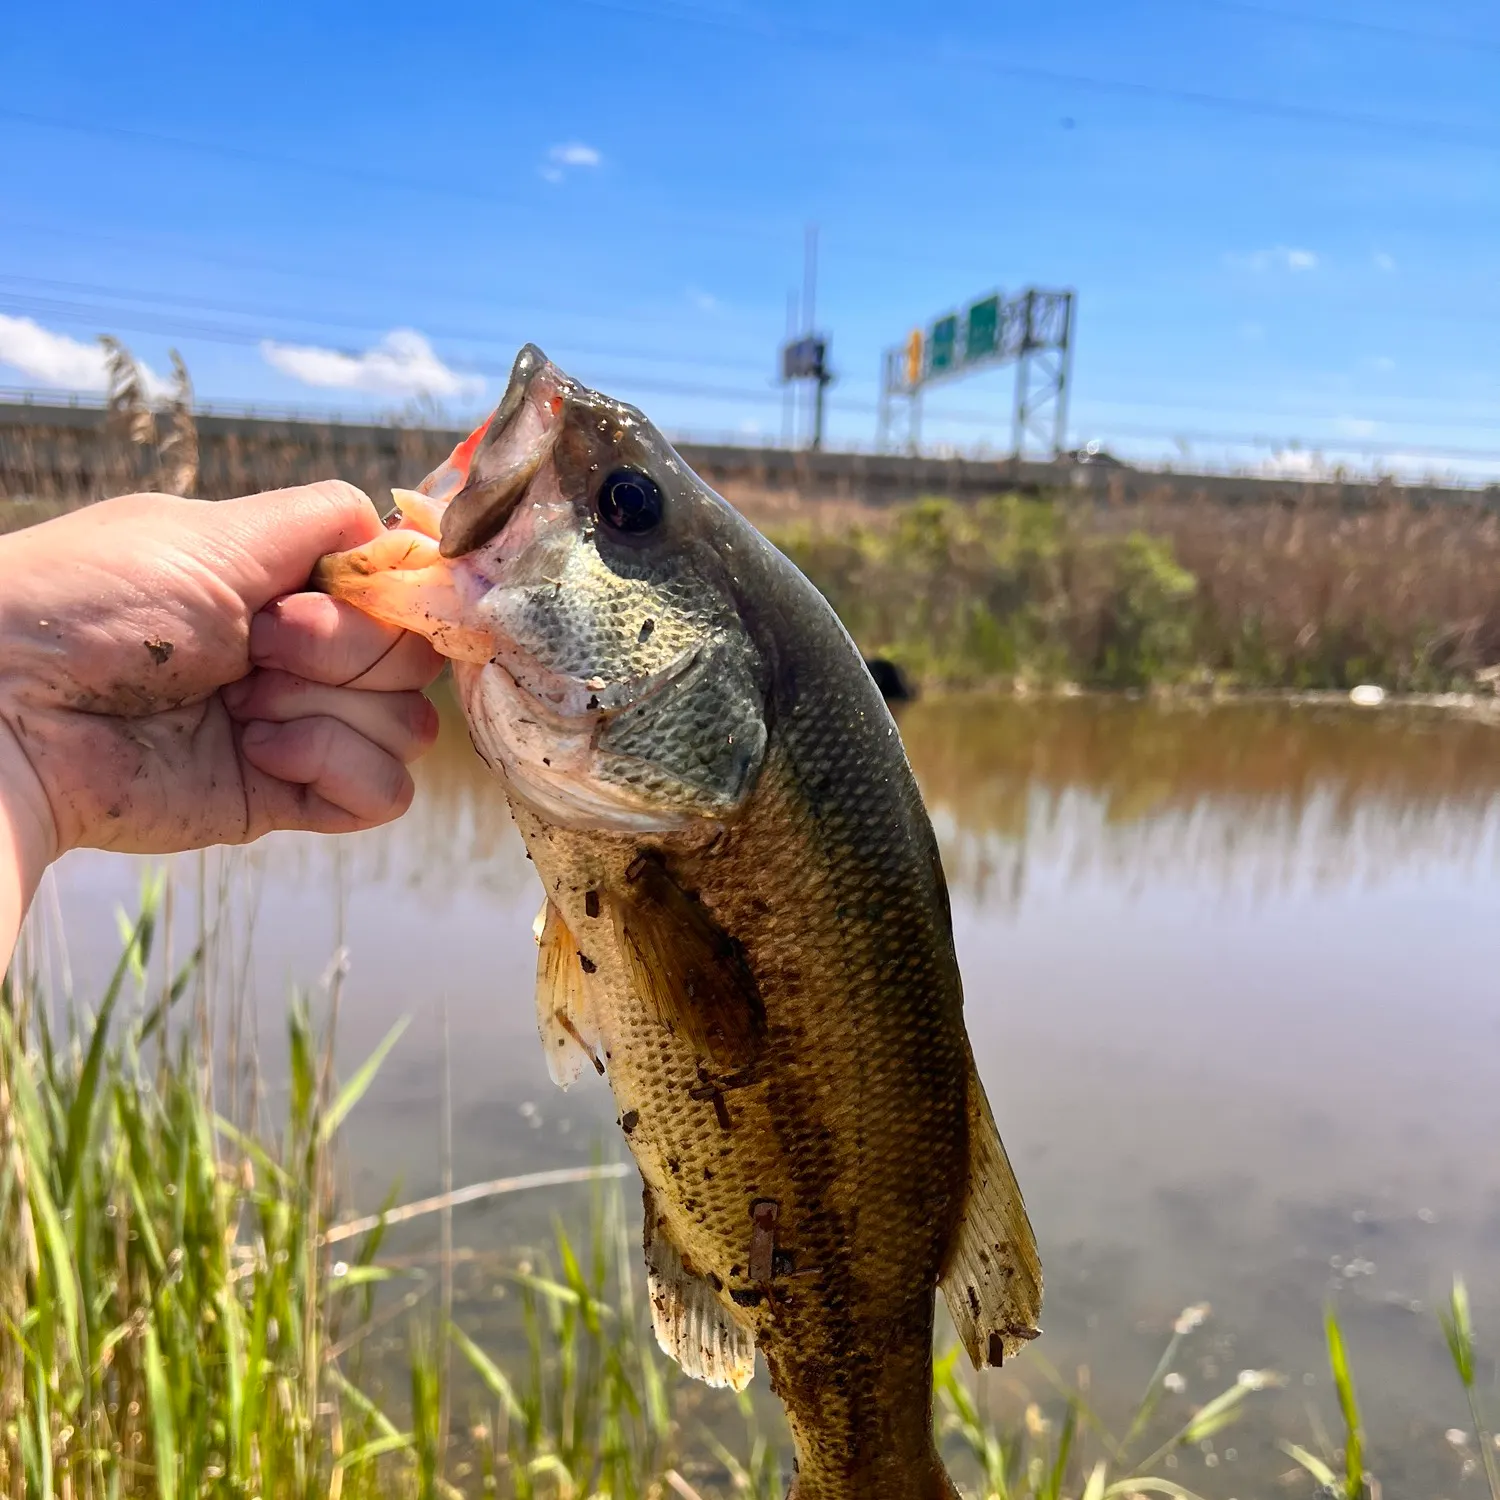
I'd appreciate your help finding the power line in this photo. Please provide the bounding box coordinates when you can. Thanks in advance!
[581,0,1500,59]
[1190,0,1500,57]
[6,287,1497,440]
[0,106,803,252]
[3,38,1496,267]
[0,215,805,337]
[949,47,1498,148]
[0,290,790,404]
[565,1,1500,148]
[0,273,778,379]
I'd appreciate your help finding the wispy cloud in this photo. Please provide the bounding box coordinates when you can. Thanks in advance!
[0,315,168,395]
[260,329,483,400]
[687,287,719,313]
[1258,449,1330,478]
[1227,246,1319,274]
[540,142,603,183]
[1373,251,1396,273]
[1371,355,1396,373]
[1335,416,1379,438]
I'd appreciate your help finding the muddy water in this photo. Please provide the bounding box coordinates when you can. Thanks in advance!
[32,694,1500,1492]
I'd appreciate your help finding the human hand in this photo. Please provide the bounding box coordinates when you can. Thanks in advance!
[0,482,445,924]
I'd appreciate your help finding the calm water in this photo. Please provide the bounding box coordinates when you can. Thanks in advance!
[29,694,1500,1493]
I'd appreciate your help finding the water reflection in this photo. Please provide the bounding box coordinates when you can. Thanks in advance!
[383,690,1500,907]
[903,698,1500,903]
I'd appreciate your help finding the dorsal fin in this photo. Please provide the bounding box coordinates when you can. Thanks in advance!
[533,900,603,1087]
[939,1052,1043,1368]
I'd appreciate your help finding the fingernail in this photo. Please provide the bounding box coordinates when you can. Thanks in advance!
[248,609,281,665]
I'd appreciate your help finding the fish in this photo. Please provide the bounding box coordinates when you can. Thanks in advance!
[313,345,1041,1500]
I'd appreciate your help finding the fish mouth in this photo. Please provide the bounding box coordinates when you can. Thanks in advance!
[436,343,569,559]
[312,344,570,662]
[313,342,699,724]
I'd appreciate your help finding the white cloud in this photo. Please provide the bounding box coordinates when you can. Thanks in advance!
[687,287,719,313]
[0,315,168,396]
[1335,416,1379,438]
[1228,246,1319,274]
[1259,449,1331,478]
[1373,251,1396,273]
[552,143,601,167]
[260,329,483,400]
[541,142,602,182]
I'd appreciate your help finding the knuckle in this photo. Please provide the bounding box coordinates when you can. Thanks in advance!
[306,715,341,771]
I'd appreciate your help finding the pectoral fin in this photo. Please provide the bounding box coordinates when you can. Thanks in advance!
[607,853,765,1068]
[939,1053,1043,1368]
[533,900,603,1087]
[643,1185,756,1391]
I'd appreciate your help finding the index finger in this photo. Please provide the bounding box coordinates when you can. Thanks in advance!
[250,592,446,690]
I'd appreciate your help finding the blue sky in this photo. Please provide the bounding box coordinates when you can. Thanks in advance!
[2,0,1497,478]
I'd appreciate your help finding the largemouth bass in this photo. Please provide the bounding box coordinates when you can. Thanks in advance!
[315,346,1041,1499]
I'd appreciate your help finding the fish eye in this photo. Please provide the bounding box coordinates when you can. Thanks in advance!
[597,467,663,535]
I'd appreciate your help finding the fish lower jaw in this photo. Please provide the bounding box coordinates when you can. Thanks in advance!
[453,660,696,835]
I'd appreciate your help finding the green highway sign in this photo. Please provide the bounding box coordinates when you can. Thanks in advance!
[929,314,958,373]
[965,295,999,362]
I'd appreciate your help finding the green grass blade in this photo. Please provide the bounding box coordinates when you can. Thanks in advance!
[1441,1277,1476,1388]
[142,1321,179,1500]
[449,1320,525,1422]
[335,1431,415,1471]
[136,943,202,1045]
[1278,1440,1337,1487]
[319,1018,409,1143]
[1324,1303,1364,1499]
[58,963,125,1206]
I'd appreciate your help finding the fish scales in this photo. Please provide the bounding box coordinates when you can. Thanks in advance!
[314,344,1041,1500]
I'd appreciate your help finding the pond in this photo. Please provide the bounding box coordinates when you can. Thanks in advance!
[30,692,1500,1494]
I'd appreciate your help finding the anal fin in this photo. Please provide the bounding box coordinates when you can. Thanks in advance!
[643,1185,756,1392]
[939,1052,1043,1368]
[533,900,603,1087]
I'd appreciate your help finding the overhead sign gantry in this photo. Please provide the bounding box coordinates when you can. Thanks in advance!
[877,287,1075,458]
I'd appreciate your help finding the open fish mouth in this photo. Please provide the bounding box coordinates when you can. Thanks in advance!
[311,343,705,726]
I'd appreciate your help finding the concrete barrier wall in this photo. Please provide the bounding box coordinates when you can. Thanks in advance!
[3,400,1496,523]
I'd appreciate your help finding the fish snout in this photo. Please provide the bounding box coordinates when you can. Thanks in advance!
[437,346,571,560]
[311,528,498,664]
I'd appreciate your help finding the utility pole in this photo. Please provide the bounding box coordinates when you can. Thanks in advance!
[783,290,798,447]
[778,222,834,452]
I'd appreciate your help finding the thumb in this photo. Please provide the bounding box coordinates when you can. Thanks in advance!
[200,481,387,612]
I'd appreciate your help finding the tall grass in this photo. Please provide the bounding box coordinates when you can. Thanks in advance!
[4,885,1496,1497]
[766,493,1500,691]
[0,876,683,1499]
[0,883,412,1498]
